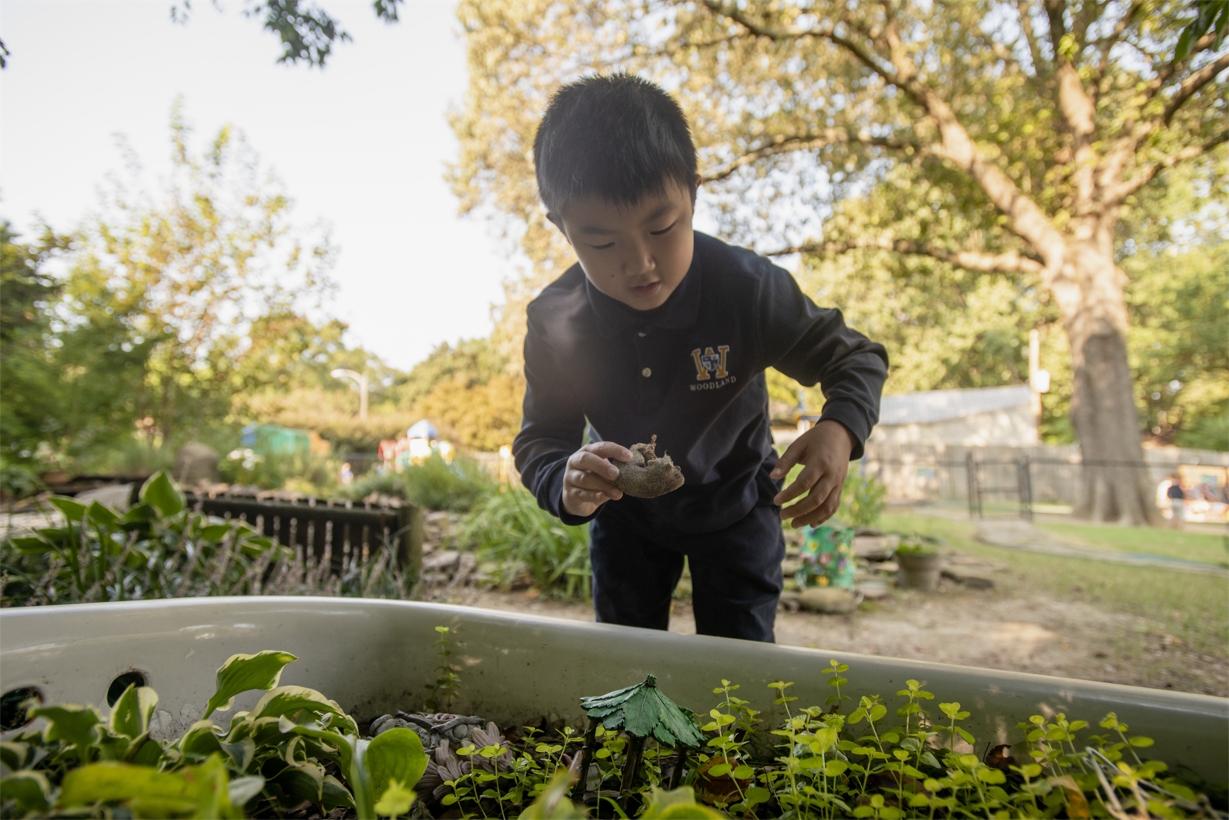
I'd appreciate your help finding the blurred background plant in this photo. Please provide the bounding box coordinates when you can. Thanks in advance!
[459,487,590,601]
[0,472,413,607]
[346,453,496,512]
[837,472,888,529]
[218,448,341,496]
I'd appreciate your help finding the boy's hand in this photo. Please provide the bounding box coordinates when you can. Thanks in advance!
[561,441,634,518]
[770,420,855,529]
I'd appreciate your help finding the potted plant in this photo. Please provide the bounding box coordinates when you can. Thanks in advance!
[894,539,942,590]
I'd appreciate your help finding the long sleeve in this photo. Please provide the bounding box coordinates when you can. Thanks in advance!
[756,262,889,459]
[512,310,592,525]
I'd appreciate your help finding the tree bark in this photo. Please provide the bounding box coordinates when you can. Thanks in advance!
[1056,234,1162,525]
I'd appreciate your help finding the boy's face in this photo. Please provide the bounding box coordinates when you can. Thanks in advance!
[552,179,697,311]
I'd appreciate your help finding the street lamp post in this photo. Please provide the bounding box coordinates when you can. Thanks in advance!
[330,368,369,420]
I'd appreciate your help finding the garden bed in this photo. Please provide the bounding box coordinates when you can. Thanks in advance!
[2,596,1226,790]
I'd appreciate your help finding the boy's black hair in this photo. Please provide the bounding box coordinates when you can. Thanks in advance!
[533,73,697,217]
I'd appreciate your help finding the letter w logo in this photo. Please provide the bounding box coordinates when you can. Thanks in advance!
[691,346,729,381]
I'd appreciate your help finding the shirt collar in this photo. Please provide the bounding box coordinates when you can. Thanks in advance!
[585,244,702,338]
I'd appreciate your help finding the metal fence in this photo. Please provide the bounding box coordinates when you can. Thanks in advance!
[186,491,423,576]
[860,444,1229,523]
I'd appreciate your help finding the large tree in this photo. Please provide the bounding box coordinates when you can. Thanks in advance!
[447,0,1228,524]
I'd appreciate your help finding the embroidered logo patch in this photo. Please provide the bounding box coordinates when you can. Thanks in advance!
[690,346,736,391]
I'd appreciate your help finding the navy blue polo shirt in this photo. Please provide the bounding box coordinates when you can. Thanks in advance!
[513,231,889,535]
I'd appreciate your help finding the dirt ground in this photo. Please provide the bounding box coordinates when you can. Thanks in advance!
[426,573,1227,699]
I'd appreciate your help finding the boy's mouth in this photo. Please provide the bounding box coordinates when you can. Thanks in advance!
[630,281,661,298]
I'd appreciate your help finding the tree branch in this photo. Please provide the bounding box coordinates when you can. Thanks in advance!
[701,0,1068,263]
[700,129,922,182]
[1164,50,1229,125]
[1016,0,1050,76]
[1106,129,1229,202]
[765,238,1047,274]
[699,0,901,86]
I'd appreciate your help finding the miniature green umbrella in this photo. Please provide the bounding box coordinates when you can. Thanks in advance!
[579,674,705,750]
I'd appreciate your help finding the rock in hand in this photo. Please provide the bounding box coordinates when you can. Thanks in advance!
[613,435,685,499]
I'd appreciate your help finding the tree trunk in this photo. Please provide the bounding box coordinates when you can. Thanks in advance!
[1057,240,1161,526]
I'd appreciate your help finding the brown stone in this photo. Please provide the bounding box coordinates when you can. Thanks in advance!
[613,436,685,498]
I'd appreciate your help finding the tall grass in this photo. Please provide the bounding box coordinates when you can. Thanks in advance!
[459,488,591,600]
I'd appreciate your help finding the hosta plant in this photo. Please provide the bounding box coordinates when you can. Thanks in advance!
[0,650,427,819]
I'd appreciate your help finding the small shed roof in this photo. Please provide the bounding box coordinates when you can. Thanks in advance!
[802,385,1033,426]
[878,385,1033,425]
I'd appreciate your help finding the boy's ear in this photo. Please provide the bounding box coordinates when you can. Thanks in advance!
[546,211,572,244]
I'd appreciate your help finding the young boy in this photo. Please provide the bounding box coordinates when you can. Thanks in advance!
[513,74,888,642]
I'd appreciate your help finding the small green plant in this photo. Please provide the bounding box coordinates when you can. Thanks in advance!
[424,625,462,712]
[2,653,1215,819]
[837,471,888,528]
[893,538,938,557]
[460,487,591,600]
[0,650,427,819]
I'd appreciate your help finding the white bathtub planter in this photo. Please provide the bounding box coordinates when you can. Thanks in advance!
[1,597,1226,818]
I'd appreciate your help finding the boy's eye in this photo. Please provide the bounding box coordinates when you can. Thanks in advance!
[650,221,677,236]
[588,242,615,250]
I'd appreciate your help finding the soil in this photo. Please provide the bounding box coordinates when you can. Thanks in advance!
[426,574,1228,700]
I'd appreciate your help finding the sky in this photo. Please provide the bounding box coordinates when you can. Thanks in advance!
[0,0,514,371]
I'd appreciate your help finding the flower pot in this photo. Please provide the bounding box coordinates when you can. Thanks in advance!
[896,551,942,590]
[1,598,1226,782]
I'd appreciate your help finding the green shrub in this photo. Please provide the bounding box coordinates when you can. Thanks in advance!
[218,449,340,495]
[837,470,888,528]
[459,487,590,600]
[0,472,412,606]
[347,454,496,512]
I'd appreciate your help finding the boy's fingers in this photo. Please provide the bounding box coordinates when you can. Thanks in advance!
[585,441,634,463]
[769,440,805,480]
[565,467,623,499]
[568,488,614,506]
[773,466,823,507]
[779,473,840,524]
[570,449,624,482]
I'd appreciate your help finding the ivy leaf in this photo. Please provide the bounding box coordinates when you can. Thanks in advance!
[366,727,428,801]
[204,650,298,718]
[140,472,185,518]
[270,760,325,807]
[30,703,102,751]
[248,686,344,723]
[374,779,416,818]
[110,683,159,740]
[49,497,88,524]
[228,774,265,808]
[58,754,239,818]
[0,770,52,812]
[178,721,224,759]
[322,774,356,811]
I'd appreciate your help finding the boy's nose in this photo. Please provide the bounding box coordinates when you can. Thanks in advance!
[626,240,655,276]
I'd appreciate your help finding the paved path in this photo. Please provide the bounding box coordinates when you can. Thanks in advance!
[974,519,1229,576]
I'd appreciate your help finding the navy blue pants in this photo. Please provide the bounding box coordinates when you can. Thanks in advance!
[588,503,785,642]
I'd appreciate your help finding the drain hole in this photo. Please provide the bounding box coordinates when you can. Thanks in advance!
[1,687,44,731]
[106,671,147,706]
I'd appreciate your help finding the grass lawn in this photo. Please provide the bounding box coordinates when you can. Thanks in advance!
[879,511,1229,659]
[1037,520,1229,567]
